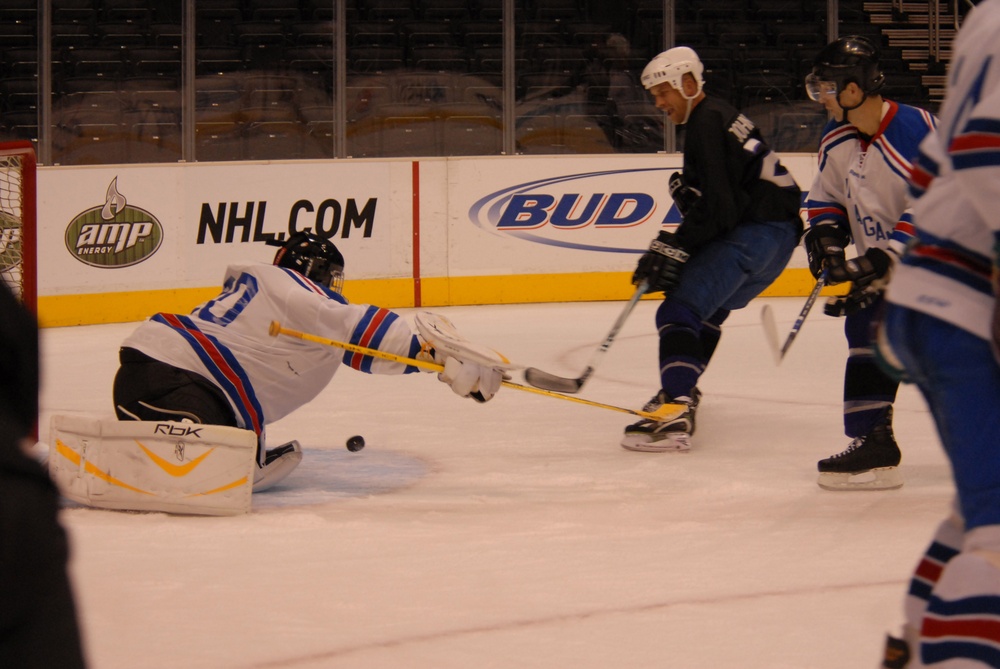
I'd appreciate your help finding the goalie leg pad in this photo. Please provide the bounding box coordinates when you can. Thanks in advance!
[48,415,256,516]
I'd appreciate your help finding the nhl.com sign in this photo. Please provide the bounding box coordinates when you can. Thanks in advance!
[467,167,682,254]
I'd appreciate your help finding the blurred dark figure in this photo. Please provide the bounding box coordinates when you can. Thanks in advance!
[0,280,87,668]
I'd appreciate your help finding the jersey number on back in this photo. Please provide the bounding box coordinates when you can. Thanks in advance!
[196,273,259,327]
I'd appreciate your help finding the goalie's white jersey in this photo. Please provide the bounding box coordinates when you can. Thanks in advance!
[122,263,422,435]
[886,0,1000,341]
[806,100,937,255]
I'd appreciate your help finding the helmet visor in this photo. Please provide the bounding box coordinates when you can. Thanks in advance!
[805,73,838,101]
[328,267,345,294]
[312,261,345,293]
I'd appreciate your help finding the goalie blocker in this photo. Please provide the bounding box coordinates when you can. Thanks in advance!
[48,415,257,516]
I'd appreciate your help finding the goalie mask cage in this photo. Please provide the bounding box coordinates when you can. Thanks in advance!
[0,140,37,312]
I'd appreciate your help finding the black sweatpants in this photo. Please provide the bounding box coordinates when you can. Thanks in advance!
[112,347,238,427]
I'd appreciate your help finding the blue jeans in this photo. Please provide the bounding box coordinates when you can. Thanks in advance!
[668,219,799,320]
[881,304,1000,529]
[652,219,799,399]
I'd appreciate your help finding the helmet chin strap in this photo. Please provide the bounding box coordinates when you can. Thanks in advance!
[676,84,702,125]
[674,98,693,125]
[837,87,868,125]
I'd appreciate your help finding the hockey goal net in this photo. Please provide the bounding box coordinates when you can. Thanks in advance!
[0,141,36,311]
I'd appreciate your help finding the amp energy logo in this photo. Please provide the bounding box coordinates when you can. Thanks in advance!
[66,177,163,268]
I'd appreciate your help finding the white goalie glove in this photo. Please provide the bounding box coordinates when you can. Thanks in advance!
[414,312,513,403]
[439,356,503,402]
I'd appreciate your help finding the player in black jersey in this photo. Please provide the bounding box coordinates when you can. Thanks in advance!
[623,46,803,453]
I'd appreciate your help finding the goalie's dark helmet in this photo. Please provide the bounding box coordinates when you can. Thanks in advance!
[272,231,345,292]
[810,35,885,97]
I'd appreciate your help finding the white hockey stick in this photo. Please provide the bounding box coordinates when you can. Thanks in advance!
[523,280,649,393]
[268,320,686,422]
[761,276,825,364]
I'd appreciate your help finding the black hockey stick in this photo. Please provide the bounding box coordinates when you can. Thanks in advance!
[761,275,825,364]
[523,280,649,393]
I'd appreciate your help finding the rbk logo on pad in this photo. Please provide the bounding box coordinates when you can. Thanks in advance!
[154,423,204,438]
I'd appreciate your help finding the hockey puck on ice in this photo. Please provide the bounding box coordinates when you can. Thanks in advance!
[346,435,365,452]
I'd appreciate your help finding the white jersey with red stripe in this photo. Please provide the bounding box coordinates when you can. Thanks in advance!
[121,262,422,433]
[806,100,937,255]
[887,0,1000,342]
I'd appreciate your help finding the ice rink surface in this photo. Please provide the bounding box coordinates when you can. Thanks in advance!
[37,296,953,669]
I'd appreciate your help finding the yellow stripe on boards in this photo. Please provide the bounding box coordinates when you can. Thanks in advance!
[37,269,846,328]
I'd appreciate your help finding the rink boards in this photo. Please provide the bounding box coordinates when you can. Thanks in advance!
[34,154,821,326]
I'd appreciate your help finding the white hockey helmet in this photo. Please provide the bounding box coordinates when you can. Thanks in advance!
[641,47,705,98]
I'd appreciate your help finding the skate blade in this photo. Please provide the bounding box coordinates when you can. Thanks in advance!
[620,433,691,453]
[817,466,903,491]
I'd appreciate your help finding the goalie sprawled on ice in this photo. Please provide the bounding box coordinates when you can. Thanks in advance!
[49,232,509,516]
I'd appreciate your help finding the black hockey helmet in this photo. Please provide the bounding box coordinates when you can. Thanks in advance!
[805,35,885,101]
[270,231,345,292]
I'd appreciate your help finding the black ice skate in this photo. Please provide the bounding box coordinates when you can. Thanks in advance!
[254,440,303,492]
[817,409,902,491]
[621,389,700,453]
[880,633,911,669]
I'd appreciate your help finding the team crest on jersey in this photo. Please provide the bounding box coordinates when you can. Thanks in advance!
[65,177,163,268]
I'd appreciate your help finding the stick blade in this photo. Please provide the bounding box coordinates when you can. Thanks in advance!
[760,304,783,365]
[644,402,687,421]
[523,367,587,393]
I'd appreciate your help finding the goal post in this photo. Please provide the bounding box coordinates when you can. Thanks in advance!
[0,140,37,313]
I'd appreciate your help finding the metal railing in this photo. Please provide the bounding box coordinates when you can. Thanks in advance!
[926,0,976,62]
[13,0,872,165]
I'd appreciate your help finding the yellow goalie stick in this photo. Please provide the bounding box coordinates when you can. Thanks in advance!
[268,321,685,422]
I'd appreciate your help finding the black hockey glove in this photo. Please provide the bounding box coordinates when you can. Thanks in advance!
[667,172,702,218]
[829,247,892,287]
[803,224,850,281]
[824,285,881,316]
[632,231,690,294]
[823,248,894,317]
